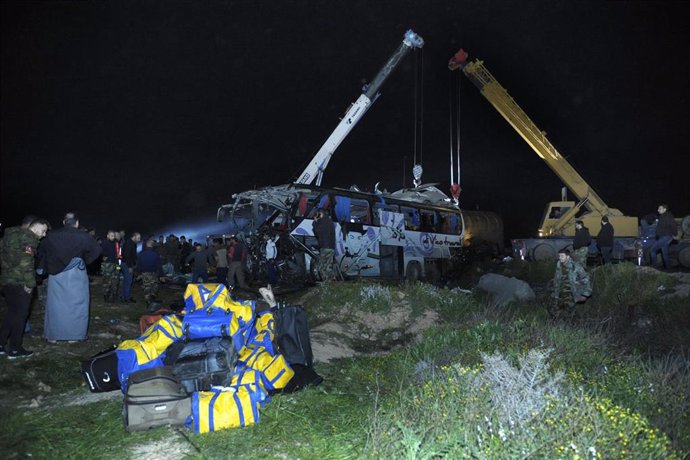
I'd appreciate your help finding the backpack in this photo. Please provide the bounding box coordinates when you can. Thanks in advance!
[165,337,238,394]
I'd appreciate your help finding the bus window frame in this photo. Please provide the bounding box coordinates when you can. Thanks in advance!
[372,203,399,225]
[349,198,372,225]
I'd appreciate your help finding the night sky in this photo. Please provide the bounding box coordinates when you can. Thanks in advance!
[2,1,689,242]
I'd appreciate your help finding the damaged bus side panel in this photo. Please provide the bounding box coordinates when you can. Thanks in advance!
[220,184,503,283]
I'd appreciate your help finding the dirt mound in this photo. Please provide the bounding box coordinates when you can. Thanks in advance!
[309,294,439,363]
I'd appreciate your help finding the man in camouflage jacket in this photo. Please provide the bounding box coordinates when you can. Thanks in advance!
[0,219,48,358]
[550,248,592,319]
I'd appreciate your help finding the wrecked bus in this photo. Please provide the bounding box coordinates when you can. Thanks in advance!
[216,30,503,283]
[217,183,503,283]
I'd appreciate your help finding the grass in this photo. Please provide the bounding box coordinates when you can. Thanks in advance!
[0,398,175,459]
[0,263,688,458]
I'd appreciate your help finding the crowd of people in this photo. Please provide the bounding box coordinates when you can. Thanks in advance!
[549,203,679,319]
[0,212,266,361]
[0,203,677,358]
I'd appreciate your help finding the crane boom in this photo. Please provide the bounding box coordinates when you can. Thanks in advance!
[449,49,638,237]
[296,30,424,186]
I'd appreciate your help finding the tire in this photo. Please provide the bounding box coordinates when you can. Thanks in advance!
[682,216,690,236]
[532,243,557,261]
[678,246,690,269]
[309,257,319,281]
[405,261,422,281]
[425,262,441,284]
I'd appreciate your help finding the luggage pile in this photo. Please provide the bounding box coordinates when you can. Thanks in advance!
[81,283,320,433]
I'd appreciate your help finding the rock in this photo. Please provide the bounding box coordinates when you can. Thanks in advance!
[477,273,536,307]
[28,395,44,408]
[38,382,52,393]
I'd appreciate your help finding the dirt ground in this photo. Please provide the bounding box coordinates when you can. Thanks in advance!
[2,264,687,412]
[0,277,181,411]
[0,273,450,413]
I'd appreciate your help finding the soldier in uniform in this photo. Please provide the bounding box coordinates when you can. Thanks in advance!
[0,218,49,358]
[312,208,336,281]
[100,230,120,303]
[550,248,592,319]
[137,238,162,302]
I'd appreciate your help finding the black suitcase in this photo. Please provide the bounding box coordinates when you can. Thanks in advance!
[165,337,238,394]
[273,304,314,367]
[81,346,120,393]
[123,366,191,432]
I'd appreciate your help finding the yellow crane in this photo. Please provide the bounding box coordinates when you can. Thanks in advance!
[449,49,639,239]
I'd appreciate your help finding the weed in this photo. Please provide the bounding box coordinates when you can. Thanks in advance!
[478,349,563,426]
[359,284,392,313]
[365,348,680,459]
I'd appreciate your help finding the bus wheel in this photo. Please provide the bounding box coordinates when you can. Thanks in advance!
[532,243,557,261]
[678,246,690,268]
[425,263,441,284]
[405,261,422,282]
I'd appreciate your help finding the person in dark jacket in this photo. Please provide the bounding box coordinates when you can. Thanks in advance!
[164,234,180,275]
[596,216,615,264]
[648,204,677,269]
[227,236,248,289]
[121,232,141,303]
[186,243,212,284]
[312,208,336,281]
[0,219,48,358]
[179,235,191,273]
[38,212,101,342]
[137,238,162,301]
[571,220,592,266]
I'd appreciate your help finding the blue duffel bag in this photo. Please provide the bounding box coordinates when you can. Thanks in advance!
[181,308,245,353]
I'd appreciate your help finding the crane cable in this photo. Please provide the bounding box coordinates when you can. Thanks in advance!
[404,48,424,189]
[456,67,461,186]
[412,49,425,186]
[448,72,454,185]
[448,66,462,187]
[419,49,425,168]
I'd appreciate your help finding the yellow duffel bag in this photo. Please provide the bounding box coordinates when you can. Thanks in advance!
[190,385,266,433]
[117,314,184,391]
[238,346,294,392]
